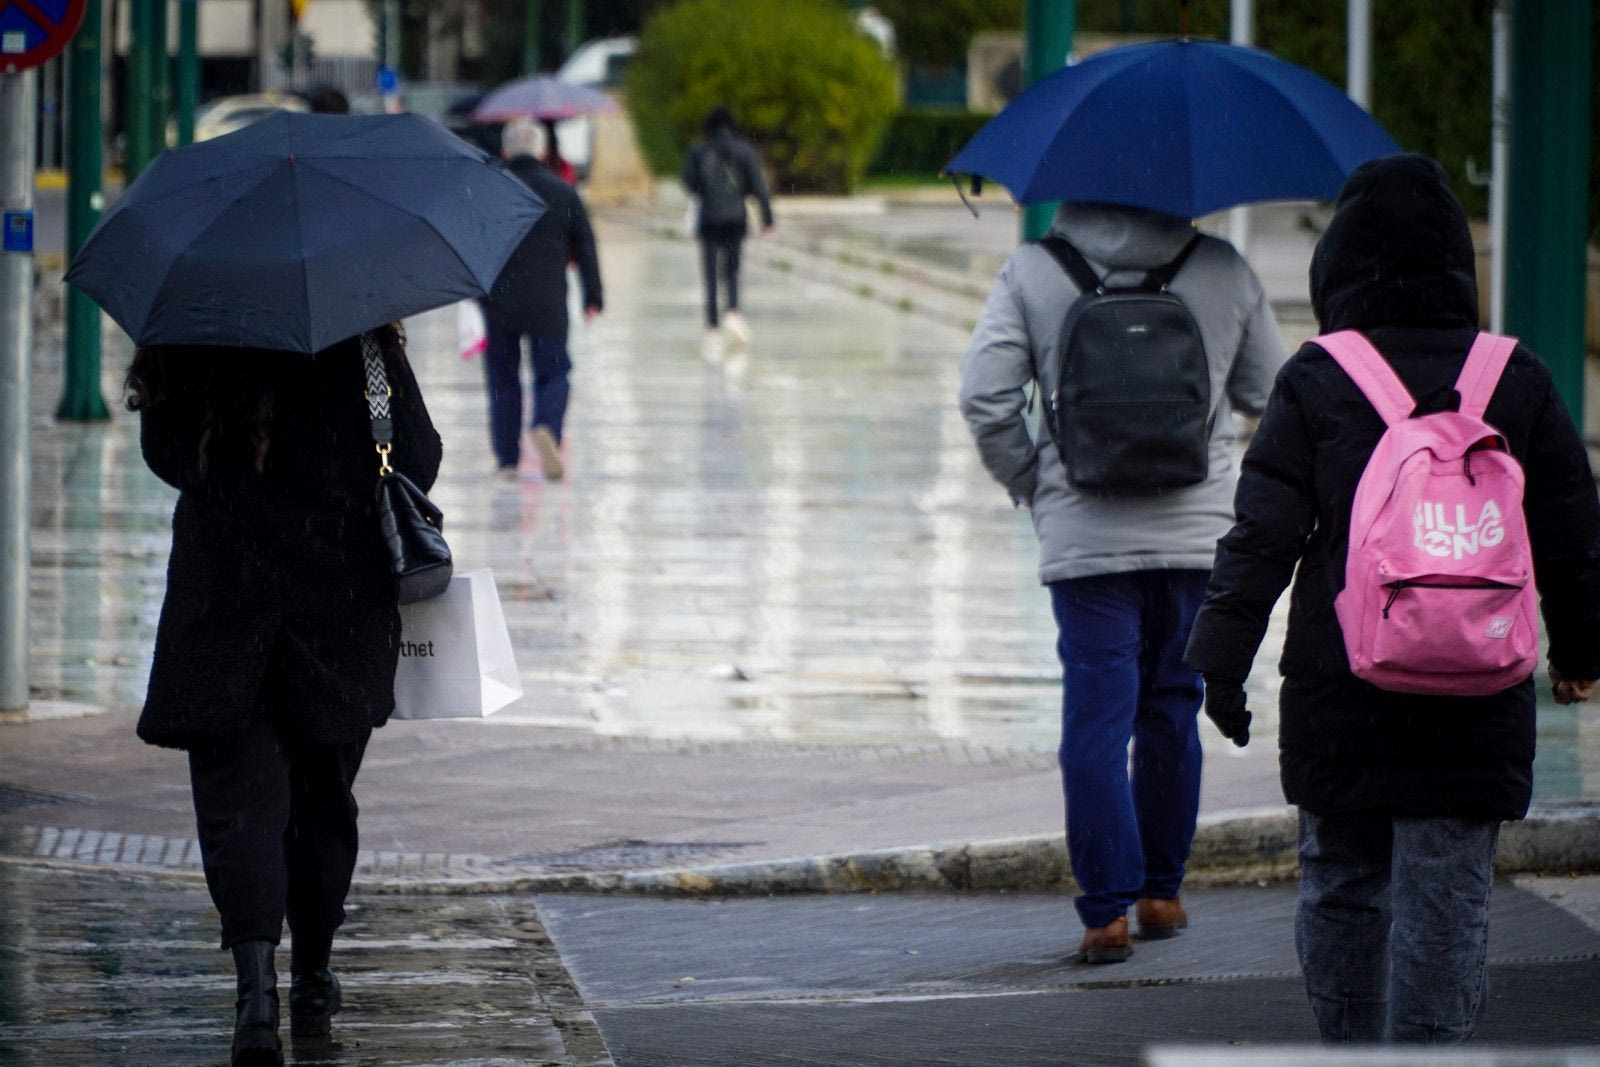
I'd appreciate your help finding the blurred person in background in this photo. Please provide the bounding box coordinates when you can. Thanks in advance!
[682,106,773,363]
[482,118,602,481]
[542,119,579,184]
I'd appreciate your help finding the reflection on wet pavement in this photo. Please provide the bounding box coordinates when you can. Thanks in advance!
[21,221,1600,799]
[0,864,599,1065]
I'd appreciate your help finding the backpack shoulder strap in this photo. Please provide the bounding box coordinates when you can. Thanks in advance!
[1454,332,1518,420]
[1037,236,1103,296]
[1312,330,1417,427]
[1143,233,1202,291]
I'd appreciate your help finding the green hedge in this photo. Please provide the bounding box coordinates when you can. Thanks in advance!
[867,109,991,179]
[626,0,899,194]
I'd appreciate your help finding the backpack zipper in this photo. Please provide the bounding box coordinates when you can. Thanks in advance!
[1381,578,1518,619]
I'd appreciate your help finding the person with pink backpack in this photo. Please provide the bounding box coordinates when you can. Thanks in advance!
[1184,155,1600,1044]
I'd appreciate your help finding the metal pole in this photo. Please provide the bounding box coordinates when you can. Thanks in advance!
[523,0,540,74]
[150,0,169,152]
[176,0,197,145]
[61,0,110,423]
[1228,0,1253,253]
[1505,0,1590,420]
[124,0,153,180]
[1021,0,1075,242]
[0,71,38,714]
[1489,2,1509,333]
[383,0,400,109]
[1346,0,1371,110]
[564,0,582,60]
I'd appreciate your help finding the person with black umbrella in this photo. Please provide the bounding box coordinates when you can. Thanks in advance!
[127,327,440,1064]
[67,113,545,1064]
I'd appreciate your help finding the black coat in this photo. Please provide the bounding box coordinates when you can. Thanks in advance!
[481,155,602,338]
[137,337,443,750]
[1184,156,1600,821]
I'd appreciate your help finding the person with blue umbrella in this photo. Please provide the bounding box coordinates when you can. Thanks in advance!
[953,32,1400,965]
[69,112,544,1064]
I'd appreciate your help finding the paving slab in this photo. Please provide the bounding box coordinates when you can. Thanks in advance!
[0,864,607,1065]
[534,884,1600,1067]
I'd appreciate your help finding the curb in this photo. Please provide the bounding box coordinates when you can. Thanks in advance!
[8,805,1600,898]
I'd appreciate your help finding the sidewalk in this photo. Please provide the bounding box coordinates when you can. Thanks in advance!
[6,210,1600,897]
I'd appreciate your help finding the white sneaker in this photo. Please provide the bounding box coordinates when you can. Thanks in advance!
[723,311,750,347]
[702,329,724,364]
[531,426,564,481]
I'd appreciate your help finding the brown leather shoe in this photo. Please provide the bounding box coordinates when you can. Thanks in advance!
[1076,915,1133,964]
[1135,897,1189,941]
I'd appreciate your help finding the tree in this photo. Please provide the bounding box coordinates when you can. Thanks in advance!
[628,0,899,193]
[871,0,1022,67]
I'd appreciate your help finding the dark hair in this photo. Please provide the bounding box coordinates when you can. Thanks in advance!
[126,323,407,478]
[704,106,735,135]
[305,86,350,114]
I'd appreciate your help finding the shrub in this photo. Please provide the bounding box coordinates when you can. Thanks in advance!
[868,109,992,178]
[626,0,899,194]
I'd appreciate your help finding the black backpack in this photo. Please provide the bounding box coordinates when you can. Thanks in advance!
[1038,235,1211,494]
[697,143,747,228]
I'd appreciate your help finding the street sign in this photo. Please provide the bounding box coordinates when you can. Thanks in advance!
[376,65,399,94]
[0,0,87,74]
[2,210,31,252]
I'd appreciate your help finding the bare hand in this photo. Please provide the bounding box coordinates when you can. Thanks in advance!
[584,306,600,324]
[1550,664,1596,705]
[762,225,775,237]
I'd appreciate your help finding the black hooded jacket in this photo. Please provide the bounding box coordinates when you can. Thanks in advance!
[1184,155,1600,820]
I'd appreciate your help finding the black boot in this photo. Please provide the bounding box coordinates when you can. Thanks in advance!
[230,940,283,1066]
[289,930,342,1038]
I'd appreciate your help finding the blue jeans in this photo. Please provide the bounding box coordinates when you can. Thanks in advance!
[1296,809,1499,1044]
[1049,570,1207,930]
[484,323,571,468]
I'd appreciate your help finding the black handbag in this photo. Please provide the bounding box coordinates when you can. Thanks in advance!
[362,333,452,605]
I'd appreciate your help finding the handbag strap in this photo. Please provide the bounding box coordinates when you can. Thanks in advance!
[361,332,395,476]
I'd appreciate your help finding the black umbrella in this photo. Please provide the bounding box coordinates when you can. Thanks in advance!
[66,112,547,354]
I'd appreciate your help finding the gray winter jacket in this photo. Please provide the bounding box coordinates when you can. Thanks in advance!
[959,203,1287,584]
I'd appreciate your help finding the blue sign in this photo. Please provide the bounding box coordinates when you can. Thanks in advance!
[3,211,33,253]
[376,66,399,94]
[0,0,86,74]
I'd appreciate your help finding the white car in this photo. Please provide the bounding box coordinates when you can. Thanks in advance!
[553,36,636,179]
[167,92,311,146]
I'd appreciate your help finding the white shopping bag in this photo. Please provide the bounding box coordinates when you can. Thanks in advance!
[392,569,522,720]
[457,300,487,361]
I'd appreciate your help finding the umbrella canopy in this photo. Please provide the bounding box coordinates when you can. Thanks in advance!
[471,76,619,123]
[65,112,547,354]
[945,38,1401,218]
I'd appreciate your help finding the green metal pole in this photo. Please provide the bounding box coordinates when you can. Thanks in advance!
[1021,0,1074,241]
[176,0,198,145]
[564,0,582,60]
[1504,0,1591,421]
[124,0,152,180]
[523,0,541,74]
[61,0,109,421]
[149,0,170,154]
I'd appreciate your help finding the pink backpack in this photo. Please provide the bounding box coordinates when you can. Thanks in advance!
[1315,330,1539,696]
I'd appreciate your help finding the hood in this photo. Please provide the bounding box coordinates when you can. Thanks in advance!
[1050,202,1197,272]
[1310,154,1478,332]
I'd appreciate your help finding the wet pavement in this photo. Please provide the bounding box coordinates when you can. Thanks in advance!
[0,864,606,1065]
[5,862,1600,1065]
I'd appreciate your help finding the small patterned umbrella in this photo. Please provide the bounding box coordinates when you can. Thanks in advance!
[471,76,620,123]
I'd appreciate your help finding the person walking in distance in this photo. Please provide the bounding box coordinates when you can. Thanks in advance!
[683,106,773,363]
[483,119,603,481]
[960,201,1286,964]
[1185,155,1600,1044]
[127,326,442,1064]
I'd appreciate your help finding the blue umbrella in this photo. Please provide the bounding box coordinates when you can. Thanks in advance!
[66,112,547,354]
[946,38,1401,218]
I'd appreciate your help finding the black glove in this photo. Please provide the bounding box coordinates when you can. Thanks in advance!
[1202,675,1251,747]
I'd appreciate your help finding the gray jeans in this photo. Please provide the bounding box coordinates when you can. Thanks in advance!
[1296,809,1500,1044]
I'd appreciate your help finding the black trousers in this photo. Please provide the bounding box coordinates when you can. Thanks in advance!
[188,715,370,949]
[699,226,745,327]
